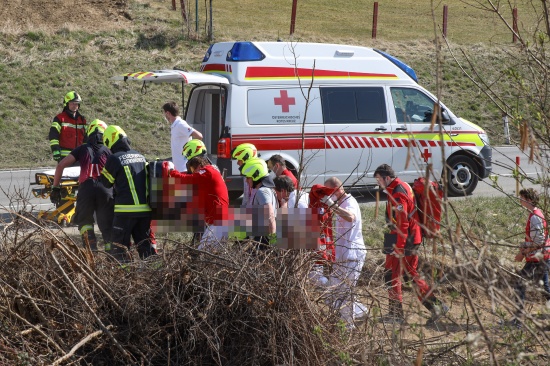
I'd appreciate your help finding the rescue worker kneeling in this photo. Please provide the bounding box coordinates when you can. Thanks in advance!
[165,139,230,251]
[100,126,155,261]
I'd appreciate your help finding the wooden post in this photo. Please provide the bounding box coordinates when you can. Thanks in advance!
[290,0,298,36]
[375,190,379,219]
[372,2,378,39]
[172,0,176,11]
[513,7,518,43]
[442,5,448,38]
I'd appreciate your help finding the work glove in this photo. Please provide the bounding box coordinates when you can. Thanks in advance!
[267,233,277,246]
[53,150,61,162]
[162,161,175,178]
[50,186,61,205]
[320,195,335,207]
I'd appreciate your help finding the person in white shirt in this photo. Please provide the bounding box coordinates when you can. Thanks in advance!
[322,177,368,329]
[162,101,203,172]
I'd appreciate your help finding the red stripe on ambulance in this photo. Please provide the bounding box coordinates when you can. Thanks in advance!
[244,66,397,79]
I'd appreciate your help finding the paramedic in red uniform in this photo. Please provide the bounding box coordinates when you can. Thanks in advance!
[49,91,87,162]
[374,164,449,325]
[513,188,550,323]
[100,126,154,261]
[167,139,229,251]
[267,154,298,189]
[51,119,113,251]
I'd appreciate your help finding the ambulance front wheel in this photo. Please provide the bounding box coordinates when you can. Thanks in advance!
[446,155,478,196]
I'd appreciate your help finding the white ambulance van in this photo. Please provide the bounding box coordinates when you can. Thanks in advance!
[114,41,492,197]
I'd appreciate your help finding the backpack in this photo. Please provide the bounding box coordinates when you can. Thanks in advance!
[412,177,443,239]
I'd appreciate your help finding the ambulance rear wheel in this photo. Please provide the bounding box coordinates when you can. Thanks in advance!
[446,155,478,196]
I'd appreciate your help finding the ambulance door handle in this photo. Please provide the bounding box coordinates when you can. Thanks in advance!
[375,127,387,132]
[450,133,459,136]
[395,127,407,131]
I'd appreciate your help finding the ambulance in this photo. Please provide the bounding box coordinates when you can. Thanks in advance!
[114,41,492,198]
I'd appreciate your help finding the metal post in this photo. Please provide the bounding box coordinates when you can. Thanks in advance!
[372,2,378,39]
[209,0,213,41]
[290,0,298,36]
[443,5,448,38]
[516,156,520,196]
[503,113,511,145]
[513,7,518,43]
[196,0,199,33]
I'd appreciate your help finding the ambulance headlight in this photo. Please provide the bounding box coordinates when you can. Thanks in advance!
[479,133,490,146]
[227,42,265,62]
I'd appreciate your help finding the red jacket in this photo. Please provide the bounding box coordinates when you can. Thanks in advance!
[281,168,298,189]
[170,165,229,225]
[524,208,550,262]
[309,184,336,262]
[49,109,87,158]
[385,177,422,250]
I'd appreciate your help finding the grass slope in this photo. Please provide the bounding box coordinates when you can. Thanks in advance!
[0,0,536,168]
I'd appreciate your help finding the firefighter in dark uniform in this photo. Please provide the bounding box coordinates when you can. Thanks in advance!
[100,125,154,261]
[49,91,87,162]
[51,119,114,251]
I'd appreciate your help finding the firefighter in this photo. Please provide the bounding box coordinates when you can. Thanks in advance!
[231,143,258,207]
[51,119,113,251]
[100,126,154,261]
[512,188,550,325]
[162,101,203,172]
[321,177,368,329]
[267,154,298,189]
[240,157,278,247]
[374,164,449,325]
[166,139,230,251]
[49,91,87,162]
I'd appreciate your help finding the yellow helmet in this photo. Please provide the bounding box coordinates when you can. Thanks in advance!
[103,125,127,149]
[241,157,268,181]
[64,91,82,106]
[87,119,108,136]
[182,139,207,159]
[231,143,257,162]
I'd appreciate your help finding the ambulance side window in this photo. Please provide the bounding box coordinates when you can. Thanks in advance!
[320,87,387,124]
[390,87,435,123]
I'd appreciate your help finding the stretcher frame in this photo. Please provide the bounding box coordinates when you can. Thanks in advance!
[31,169,79,225]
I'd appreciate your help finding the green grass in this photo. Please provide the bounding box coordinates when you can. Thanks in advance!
[0,0,538,168]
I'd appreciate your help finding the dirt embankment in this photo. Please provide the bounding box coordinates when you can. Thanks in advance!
[0,0,130,33]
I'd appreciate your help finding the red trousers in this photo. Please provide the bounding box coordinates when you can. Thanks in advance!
[385,254,432,302]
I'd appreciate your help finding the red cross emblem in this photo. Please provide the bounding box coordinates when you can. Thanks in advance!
[421,148,432,163]
[274,90,295,113]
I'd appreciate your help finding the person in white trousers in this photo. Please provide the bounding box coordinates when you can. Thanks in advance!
[322,177,368,329]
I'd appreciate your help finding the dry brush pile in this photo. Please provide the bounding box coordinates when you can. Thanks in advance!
[1,209,550,365]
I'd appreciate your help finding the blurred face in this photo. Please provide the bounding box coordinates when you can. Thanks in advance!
[237,159,244,167]
[67,101,79,113]
[375,174,391,189]
[267,161,280,174]
[519,195,532,208]
[275,189,290,202]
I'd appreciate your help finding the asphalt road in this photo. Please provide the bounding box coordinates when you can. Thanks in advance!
[0,145,544,218]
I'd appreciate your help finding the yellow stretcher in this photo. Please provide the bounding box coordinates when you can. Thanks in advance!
[31,167,80,226]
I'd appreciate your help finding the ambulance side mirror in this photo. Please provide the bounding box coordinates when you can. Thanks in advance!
[440,108,454,125]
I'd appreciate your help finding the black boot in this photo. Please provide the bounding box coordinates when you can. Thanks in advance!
[386,300,404,324]
[423,296,449,325]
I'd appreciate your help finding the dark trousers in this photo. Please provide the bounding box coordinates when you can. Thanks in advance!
[73,179,114,245]
[111,215,154,260]
[515,260,550,310]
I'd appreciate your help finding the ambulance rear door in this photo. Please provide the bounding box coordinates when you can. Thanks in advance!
[321,86,392,186]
